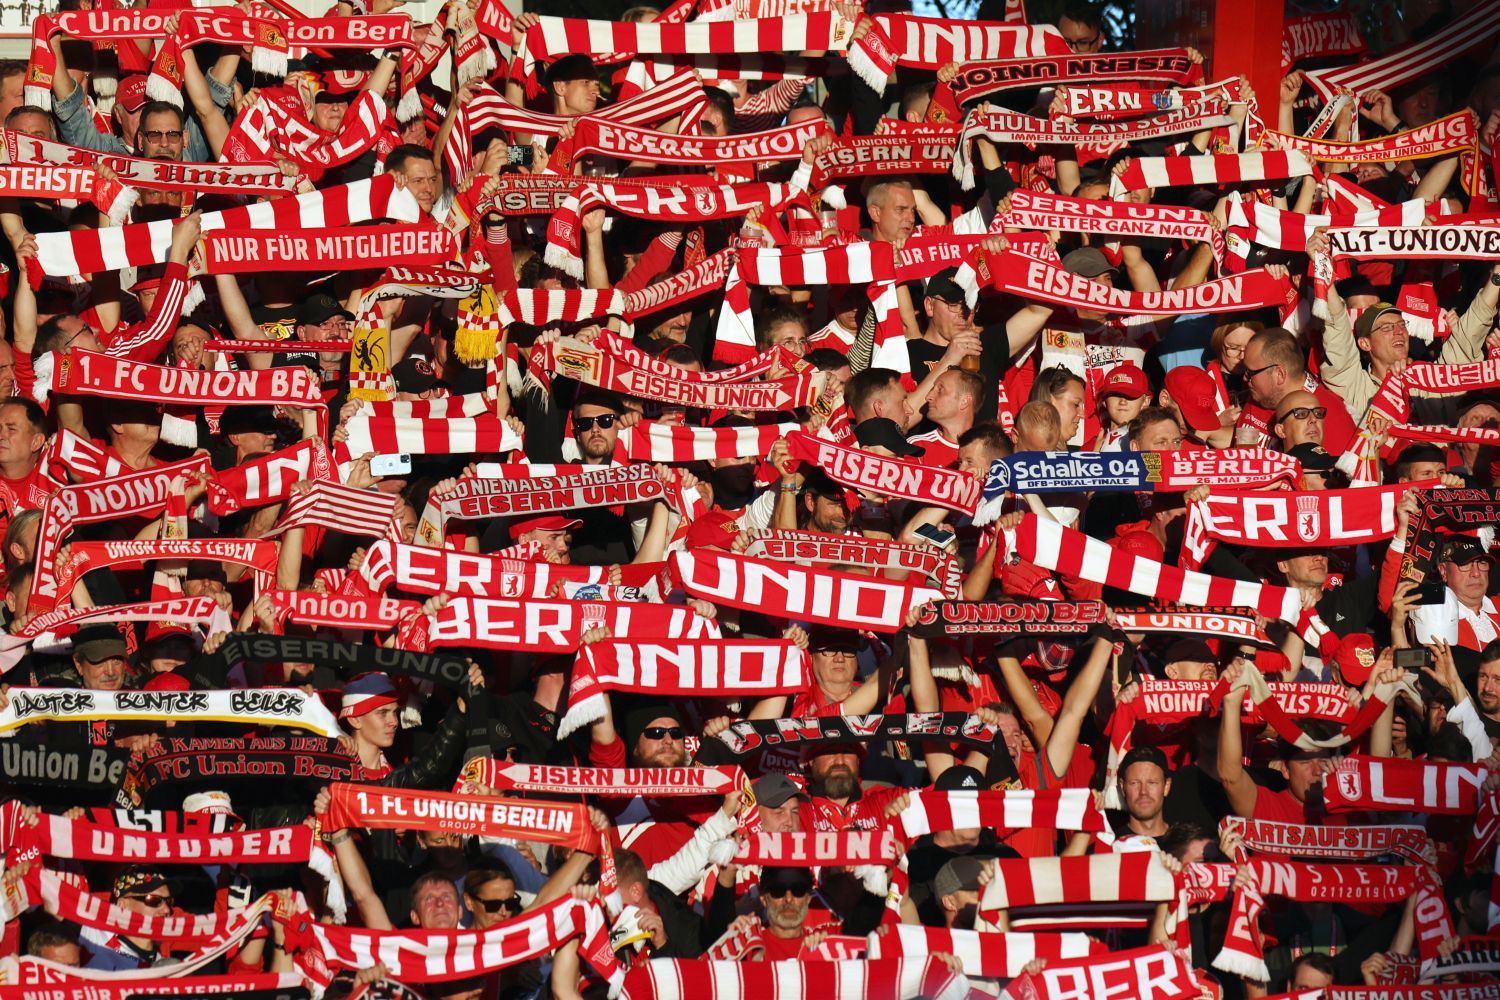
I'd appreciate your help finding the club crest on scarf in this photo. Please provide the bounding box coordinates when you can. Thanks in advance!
[1296,494,1321,543]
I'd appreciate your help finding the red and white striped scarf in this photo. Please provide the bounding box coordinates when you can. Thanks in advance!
[619,957,968,1000]
[1302,2,1500,99]
[517,12,893,93]
[443,74,708,183]
[955,107,1235,189]
[35,174,419,277]
[617,422,795,464]
[459,760,748,798]
[220,88,395,175]
[733,828,901,867]
[1001,513,1301,622]
[978,853,1177,918]
[667,549,943,631]
[896,789,1103,840]
[561,640,808,738]
[786,430,981,516]
[1224,191,1424,269]
[205,439,335,515]
[264,481,402,541]
[335,395,522,465]
[1109,150,1313,197]
[867,925,1104,980]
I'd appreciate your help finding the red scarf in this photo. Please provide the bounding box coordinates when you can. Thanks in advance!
[667,549,942,632]
[733,828,901,867]
[569,117,829,166]
[323,783,600,851]
[1182,479,1435,570]
[269,589,417,632]
[416,464,665,543]
[560,639,809,739]
[1225,817,1430,862]
[1323,756,1486,815]
[809,132,958,187]
[618,422,796,464]
[56,350,320,408]
[787,431,981,516]
[1002,189,1225,262]
[201,226,455,274]
[999,945,1201,1000]
[942,48,1202,104]
[1109,151,1313,196]
[206,439,335,516]
[978,252,1293,315]
[460,761,748,798]
[411,595,717,653]
[896,789,1104,839]
[868,924,1105,980]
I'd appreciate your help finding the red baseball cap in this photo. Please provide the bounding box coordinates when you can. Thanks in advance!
[1111,523,1164,562]
[116,76,148,113]
[1163,367,1222,433]
[1100,364,1150,400]
[684,510,742,550]
[1333,633,1378,686]
[507,514,583,540]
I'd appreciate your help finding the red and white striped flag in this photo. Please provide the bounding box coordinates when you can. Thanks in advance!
[263,482,401,539]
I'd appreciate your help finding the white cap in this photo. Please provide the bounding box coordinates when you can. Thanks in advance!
[183,790,236,815]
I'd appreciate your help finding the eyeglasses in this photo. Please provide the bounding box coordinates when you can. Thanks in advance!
[1371,319,1408,334]
[140,129,184,143]
[469,895,519,914]
[1244,362,1282,380]
[641,726,685,741]
[763,883,812,899]
[575,414,618,432]
[1278,406,1327,421]
[123,893,172,909]
[60,322,94,351]
[1064,33,1101,51]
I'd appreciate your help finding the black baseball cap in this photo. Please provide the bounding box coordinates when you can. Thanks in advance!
[1442,536,1494,566]
[934,764,984,791]
[296,293,354,327]
[854,418,924,457]
[1118,745,1170,777]
[1061,247,1117,278]
[1288,442,1336,473]
[392,356,441,395]
[925,268,966,305]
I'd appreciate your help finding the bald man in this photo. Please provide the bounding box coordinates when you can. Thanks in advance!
[1273,390,1326,450]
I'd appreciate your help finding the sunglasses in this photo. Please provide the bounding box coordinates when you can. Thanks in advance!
[470,895,520,913]
[140,129,184,143]
[575,414,618,431]
[641,726,685,741]
[1244,362,1281,380]
[1278,406,1327,422]
[123,893,173,909]
[762,882,812,899]
[811,646,857,657]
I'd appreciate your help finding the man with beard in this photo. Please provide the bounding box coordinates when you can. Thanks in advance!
[588,700,725,868]
[803,742,906,833]
[753,866,820,959]
[520,390,637,564]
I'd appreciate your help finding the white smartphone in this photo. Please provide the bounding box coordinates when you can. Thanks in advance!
[914,523,956,548]
[370,453,412,477]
